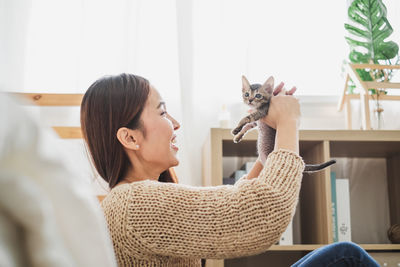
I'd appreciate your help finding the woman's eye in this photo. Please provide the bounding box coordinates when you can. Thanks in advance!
[161,111,167,116]
[244,92,249,97]
[255,94,262,98]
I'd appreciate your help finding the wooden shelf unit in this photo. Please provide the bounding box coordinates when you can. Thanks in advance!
[202,128,400,267]
[10,93,84,139]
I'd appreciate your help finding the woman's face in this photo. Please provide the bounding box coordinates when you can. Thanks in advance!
[138,86,180,171]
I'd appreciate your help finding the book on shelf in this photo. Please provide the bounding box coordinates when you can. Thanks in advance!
[222,177,235,185]
[336,178,352,242]
[278,219,293,245]
[226,161,256,184]
[233,170,246,182]
[223,170,246,185]
[331,172,338,242]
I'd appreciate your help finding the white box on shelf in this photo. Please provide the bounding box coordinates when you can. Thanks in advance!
[336,178,352,242]
[331,172,338,242]
[278,219,293,245]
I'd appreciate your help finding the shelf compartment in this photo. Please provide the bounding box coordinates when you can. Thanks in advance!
[330,141,400,158]
[387,154,400,226]
[329,139,400,228]
[223,140,257,157]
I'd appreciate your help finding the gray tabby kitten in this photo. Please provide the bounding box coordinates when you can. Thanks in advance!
[232,75,335,173]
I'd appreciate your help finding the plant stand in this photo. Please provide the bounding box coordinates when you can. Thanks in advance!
[338,64,400,130]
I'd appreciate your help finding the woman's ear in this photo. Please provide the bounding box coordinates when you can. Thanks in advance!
[116,127,141,150]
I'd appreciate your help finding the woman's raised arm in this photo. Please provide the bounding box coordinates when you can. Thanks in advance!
[103,149,304,260]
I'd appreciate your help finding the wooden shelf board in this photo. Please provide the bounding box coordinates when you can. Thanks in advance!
[299,130,400,142]
[217,128,400,142]
[346,94,400,100]
[365,82,400,89]
[350,64,400,70]
[12,93,83,106]
[360,244,400,251]
[52,126,82,139]
[269,245,321,251]
[269,244,400,251]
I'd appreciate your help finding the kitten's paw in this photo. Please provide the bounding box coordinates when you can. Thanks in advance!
[233,135,242,143]
[231,127,241,135]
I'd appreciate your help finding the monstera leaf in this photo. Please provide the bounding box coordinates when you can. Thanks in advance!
[345,0,399,64]
[344,0,399,94]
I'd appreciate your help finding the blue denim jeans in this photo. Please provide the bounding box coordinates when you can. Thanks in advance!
[291,242,380,267]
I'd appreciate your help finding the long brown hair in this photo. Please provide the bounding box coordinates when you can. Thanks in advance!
[80,73,177,189]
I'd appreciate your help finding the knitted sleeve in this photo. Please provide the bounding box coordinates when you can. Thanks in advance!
[125,149,304,259]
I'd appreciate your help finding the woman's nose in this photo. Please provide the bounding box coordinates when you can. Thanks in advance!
[168,115,180,130]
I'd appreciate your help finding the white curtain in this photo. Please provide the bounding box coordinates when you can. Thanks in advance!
[1,0,399,188]
[0,0,194,189]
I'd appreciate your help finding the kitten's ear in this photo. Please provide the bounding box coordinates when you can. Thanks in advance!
[261,76,274,94]
[242,75,251,92]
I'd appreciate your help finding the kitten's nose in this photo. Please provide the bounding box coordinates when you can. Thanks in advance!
[249,99,254,103]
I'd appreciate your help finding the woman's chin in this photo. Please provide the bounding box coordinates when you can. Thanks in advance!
[165,155,179,168]
[171,158,179,167]
[169,148,179,166]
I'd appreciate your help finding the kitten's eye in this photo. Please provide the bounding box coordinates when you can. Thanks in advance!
[255,94,262,98]
[244,92,249,97]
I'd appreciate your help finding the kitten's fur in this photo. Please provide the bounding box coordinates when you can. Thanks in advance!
[232,75,335,173]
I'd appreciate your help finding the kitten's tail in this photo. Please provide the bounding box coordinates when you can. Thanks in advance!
[304,159,336,173]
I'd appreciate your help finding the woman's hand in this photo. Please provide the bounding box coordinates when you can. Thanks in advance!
[261,94,300,130]
[273,82,297,96]
[261,83,301,154]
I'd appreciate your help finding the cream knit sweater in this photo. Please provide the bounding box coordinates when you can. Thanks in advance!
[101,149,304,267]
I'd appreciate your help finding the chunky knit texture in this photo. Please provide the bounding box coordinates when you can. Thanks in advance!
[101,149,305,267]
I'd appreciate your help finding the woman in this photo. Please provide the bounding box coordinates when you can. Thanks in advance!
[80,73,379,267]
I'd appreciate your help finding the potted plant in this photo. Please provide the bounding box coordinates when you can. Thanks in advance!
[344,0,399,129]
